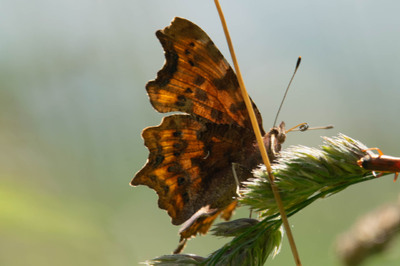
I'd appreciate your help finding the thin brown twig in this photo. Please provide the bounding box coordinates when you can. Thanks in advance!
[213,1,302,265]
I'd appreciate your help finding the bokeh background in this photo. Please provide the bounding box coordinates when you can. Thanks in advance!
[2,1,400,265]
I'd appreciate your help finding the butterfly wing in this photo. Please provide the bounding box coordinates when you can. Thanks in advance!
[132,114,258,225]
[132,17,269,241]
[146,17,264,134]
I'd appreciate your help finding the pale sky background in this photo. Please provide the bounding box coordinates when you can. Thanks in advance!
[1,1,400,265]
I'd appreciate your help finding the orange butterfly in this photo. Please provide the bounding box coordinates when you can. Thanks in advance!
[131,17,286,246]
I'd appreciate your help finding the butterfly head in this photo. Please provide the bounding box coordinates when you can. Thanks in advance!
[263,121,286,162]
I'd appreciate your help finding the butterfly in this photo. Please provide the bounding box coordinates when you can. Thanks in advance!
[131,17,286,245]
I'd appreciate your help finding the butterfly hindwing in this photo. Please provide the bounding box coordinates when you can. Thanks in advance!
[132,114,258,225]
[132,115,206,224]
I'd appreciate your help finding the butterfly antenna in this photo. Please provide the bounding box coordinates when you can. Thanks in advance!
[287,123,334,133]
[273,56,302,127]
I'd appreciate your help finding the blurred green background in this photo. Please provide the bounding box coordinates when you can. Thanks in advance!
[1,1,400,265]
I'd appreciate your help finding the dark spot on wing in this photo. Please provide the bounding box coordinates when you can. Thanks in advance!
[176,95,187,107]
[153,154,165,167]
[173,140,188,150]
[167,163,182,173]
[213,68,238,91]
[211,109,224,121]
[173,131,182,137]
[229,101,246,114]
[195,88,208,102]
[194,75,205,86]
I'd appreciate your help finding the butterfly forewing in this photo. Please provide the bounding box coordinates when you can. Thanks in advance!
[146,17,264,134]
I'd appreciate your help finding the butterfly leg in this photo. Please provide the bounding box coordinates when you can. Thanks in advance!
[173,238,187,254]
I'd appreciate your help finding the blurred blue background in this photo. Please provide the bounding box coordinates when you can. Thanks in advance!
[1,1,400,265]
